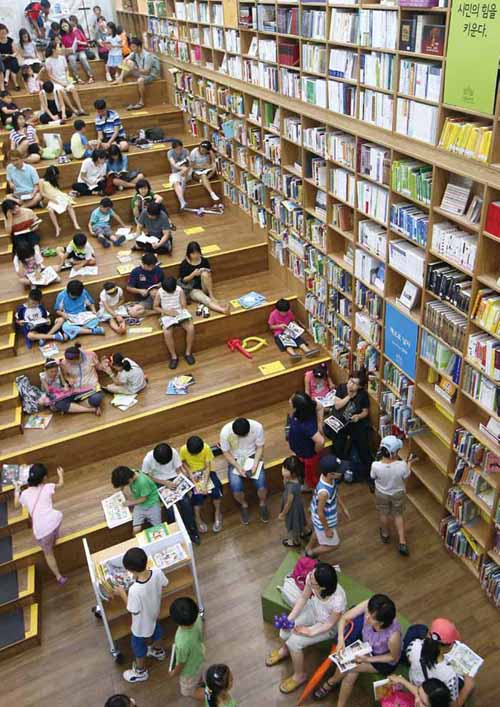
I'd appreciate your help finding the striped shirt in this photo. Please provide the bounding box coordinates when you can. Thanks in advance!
[311,477,338,530]
[10,125,37,147]
[95,109,126,140]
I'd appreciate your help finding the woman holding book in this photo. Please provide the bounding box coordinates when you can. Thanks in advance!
[178,241,229,315]
[2,198,41,254]
[40,359,102,415]
[59,343,104,414]
[14,463,67,585]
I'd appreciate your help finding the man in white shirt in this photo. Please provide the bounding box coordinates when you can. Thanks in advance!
[114,546,168,683]
[142,443,200,544]
[220,417,269,525]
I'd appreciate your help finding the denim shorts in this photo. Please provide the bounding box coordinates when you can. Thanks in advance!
[191,471,223,506]
[228,465,267,493]
[131,620,163,658]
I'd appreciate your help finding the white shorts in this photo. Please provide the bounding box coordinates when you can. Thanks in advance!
[314,526,340,547]
[169,170,192,186]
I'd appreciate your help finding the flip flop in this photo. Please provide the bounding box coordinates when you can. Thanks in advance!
[265,649,286,667]
[312,680,336,700]
[305,347,320,357]
[282,539,301,548]
[279,676,307,694]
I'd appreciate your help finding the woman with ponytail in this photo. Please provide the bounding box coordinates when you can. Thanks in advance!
[204,664,236,707]
[102,352,147,395]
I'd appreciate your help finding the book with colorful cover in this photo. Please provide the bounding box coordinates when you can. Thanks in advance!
[24,413,53,429]
[152,542,188,569]
[237,291,267,309]
[101,491,132,529]
[158,473,194,509]
[144,523,170,543]
[1,464,30,486]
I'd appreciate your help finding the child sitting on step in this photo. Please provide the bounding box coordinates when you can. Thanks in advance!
[97,281,144,334]
[180,435,223,534]
[268,299,319,362]
[56,232,96,273]
[111,465,162,534]
[101,352,147,395]
[131,178,165,224]
[88,197,127,247]
[15,287,66,348]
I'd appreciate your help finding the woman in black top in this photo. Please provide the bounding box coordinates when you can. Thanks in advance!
[0,24,20,90]
[178,241,229,314]
[326,368,372,479]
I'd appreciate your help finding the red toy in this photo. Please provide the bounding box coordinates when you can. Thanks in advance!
[227,338,253,360]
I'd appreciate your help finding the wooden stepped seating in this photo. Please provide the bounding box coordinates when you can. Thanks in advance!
[0,603,40,659]
[0,395,311,575]
[0,495,29,537]
[0,566,36,613]
[0,305,329,466]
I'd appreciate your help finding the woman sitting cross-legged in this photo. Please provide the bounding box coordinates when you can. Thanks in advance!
[100,352,147,395]
[266,562,347,695]
[106,144,143,191]
[39,358,102,415]
[178,241,229,315]
[312,594,401,703]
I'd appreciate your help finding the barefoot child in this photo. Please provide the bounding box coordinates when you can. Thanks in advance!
[180,435,223,534]
[268,299,319,361]
[102,353,147,395]
[98,281,138,334]
[88,197,127,247]
[168,597,205,702]
[279,456,307,548]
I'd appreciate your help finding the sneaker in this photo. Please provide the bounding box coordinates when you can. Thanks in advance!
[198,521,208,534]
[399,543,410,556]
[202,306,210,318]
[147,646,166,661]
[210,192,220,202]
[213,518,223,533]
[123,664,149,683]
[92,326,105,336]
[114,235,126,246]
[191,534,201,546]
[97,236,111,249]
[240,506,250,525]
[196,305,204,317]
[259,505,270,523]
[169,357,179,370]
[57,575,68,586]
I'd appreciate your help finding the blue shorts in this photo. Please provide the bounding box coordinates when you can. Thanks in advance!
[228,465,267,494]
[131,620,163,658]
[191,471,223,506]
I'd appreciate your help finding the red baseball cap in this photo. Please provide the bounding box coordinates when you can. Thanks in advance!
[430,618,461,644]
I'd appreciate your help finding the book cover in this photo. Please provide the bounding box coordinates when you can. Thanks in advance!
[399,19,416,51]
[101,491,132,529]
[24,413,53,430]
[158,474,194,509]
[144,523,170,543]
[152,543,188,569]
[421,24,445,55]
[1,464,30,486]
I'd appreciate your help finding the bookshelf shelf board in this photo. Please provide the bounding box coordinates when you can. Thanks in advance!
[458,554,481,579]
[396,92,438,107]
[326,74,358,86]
[433,207,480,233]
[464,357,498,385]
[407,485,443,532]
[460,389,500,424]
[283,164,303,178]
[329,281,353,301]
[356,209,387,228]
[488,548,500,564]
[329,223,355,241]
[354,328,381,352]
[385,296,420,326]
[469,318,500,342]
[412,431,449,475]
[483,230,500,243]
[399,50,444,61]
[458,416,500,455]
[459,483,495,520]
[391,188,430,209]
[359,83,394,96]
[464,515,491,548]
[415,405,455,446]
[441,102,495,121]
[417,381,455,420]
[423,289,468,318]
[328,251,354,273]
[454,451,500,491]
[381,378,402,399]
[389,224,426,249]
[412,461,449,503]
[476,273,500,293]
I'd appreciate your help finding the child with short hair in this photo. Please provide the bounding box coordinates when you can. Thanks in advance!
[278,456,307,548]
[180,435,223,534]
[13,242,61,288]
[113,546,168,683]
[15,287,66,348]
[111,466,162,534]
[168,597,205,701]
[88,197,127,247]
[268,299,319,361]
[70,118,97,159]
[57,231,96,272]
[305,454,350,559]
[131,178,164,223]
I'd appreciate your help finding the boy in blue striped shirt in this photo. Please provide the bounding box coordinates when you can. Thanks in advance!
[306,455,350,558]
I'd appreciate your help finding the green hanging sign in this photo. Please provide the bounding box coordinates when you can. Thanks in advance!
[444,1,500,115]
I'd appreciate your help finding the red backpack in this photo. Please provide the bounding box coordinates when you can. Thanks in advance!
[291,556,317,590]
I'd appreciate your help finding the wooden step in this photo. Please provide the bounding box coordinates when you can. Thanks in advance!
[0,406,22,441]
[0,603,40,660]
[0,333,15,360]
[0,310,13,336]
[0,382,18,412]
[0,566,36,613]
[0,497,30,538]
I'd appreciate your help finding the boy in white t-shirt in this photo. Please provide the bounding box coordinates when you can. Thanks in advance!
[114,546,168,683]
[220,417,269,525]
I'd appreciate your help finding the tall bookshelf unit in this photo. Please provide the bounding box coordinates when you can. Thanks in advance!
[117,0,500,606]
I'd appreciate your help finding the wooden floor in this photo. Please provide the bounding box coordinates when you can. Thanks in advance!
[1,486,499,706]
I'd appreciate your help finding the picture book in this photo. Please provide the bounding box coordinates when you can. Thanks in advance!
[278,334,298,348]
[238,291,267,309]
[24,413,53,430]
[27,266,59,287]
[110,394,138,411]
[158,473,194,509]
[1,464,30,486]
[444,640,483,677]
[372,679,393,701]
[69,266,98,279]
[144,523,170,543]
[101,491,132,529]
[166,374,195,395]
[40,342,60,359]
[324,414,347,433]
[116,263,135,275]
[284,321,305,338]
[96,555,135,600]
[329,640,372,672]
[116,227,135,241]
[161,309,192,329]
[152,542,188,569]
[315,389,337,408]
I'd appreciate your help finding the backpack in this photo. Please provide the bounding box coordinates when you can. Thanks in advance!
[401,623,428,665]
[15,375,42,414]
[145,127,165,142]
[291,556,318,590]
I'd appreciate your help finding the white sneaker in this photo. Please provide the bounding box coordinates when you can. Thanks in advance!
[147,646,166,661]
[123,664,149,683]
[213,518,223,533]
[198,521,208,534]
[210,192,220,202]
[106,72,112,82]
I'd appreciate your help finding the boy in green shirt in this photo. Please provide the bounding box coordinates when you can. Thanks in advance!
[111,465,162,534]
[168,597,205,701]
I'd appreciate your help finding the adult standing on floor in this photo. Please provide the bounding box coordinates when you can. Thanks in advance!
[14,464,67,585]
[59,343,104,414]
[288,392,325,490]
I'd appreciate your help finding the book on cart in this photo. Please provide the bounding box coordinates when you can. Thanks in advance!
[151,543,189,570]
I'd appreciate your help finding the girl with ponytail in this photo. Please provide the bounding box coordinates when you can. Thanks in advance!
[101,351,147,395]
[204,664,236,707]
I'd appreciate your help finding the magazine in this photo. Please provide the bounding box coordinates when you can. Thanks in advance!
[284,321,304,339]
[24,413,52,429]
[1,464,30,486]
[161,309,192,329]
[144,523,170,543]
[329,640,372,672]
[243,457,263,480]
[158,473,194,509]
[101,491,132,529]
[444,640,483,677]
[324,414,347,433]
[39,342,60,359]
[191,471,215,494]
[166,375,195,395]
[237,291,266,309]
[152,542,188,569]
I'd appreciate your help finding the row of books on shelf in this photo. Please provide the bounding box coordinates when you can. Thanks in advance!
[355,281,382,320]
[391,160,432,206]
[423,300,467,351]
[440,515,481,562]
[358,219,386,259]
[462,364,499,416]
[467,333,500,382]
[431,222,477,274]
[447,486,480,524]
[438,119,492,163]
[379,398,416,436]
[390,202,428,247]
[427,262,472,315]
[389,239,425,285]
[355,310,381,346]
[354,249,385,293]
[452,461,496,510]
[453,427,500,473]
[421,330,462,383]
[473,290,500,336]
[480,560,500,607]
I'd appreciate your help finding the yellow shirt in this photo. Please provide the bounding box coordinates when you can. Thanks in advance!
[180,442,214,473]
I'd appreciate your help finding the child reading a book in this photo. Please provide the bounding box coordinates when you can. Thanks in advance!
[387,676,452,707]
[154,276,196,369]
[13,242,60,288]
[279,456,307,548]
[370,436,412,557]
[102,352,147,395]
[268,299,319,361]
[39,359,101,415]
[111,465,162,534]
[205,664,237,707]
[131,178,165,224]
[15,287,66,348]
[113,546,168,683]
[55,279,105,339]
[56,232,96,273]
[304,363,334,403]
[70,119,98,159]
[134,201,174,254]
[88,197,127,247]
[98,281,143,334]
[168,597,205,701]
[180,435,223,534]
[305,454,350,559]
[39,165,80,238]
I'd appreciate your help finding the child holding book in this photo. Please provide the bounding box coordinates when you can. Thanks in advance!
[370,436,412,557]
[70,118,97,159]
[56,232,96,272]
[111,466,162,534]
[180,435,223,534]
[102,352,147,395]
[114,546,168,683]
[15,287,66,348]
[268,299,319,361]
[305,454,350,559]
[13,242,60,288]
[131,178,164,224]
[39,165,80,238]
[304,363,334,403]
[205,664,237,707]
[154,276,196,369]
[88,197,127,247]
[279,456,307,547]
[168,597,205,701]
[98,281,139,334]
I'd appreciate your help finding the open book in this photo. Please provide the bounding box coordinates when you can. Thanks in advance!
[444,641,483,677]
[329,640,372,672]
[69,266,98,279]
[243,457,263,480]
[101,490,132,529]
[158,473,194,509]
[324,414,347,433]
[161,309,192,329]
[135,233,160,246]
[27,266,59,286]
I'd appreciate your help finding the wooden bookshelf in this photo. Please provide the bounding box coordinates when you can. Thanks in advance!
[118,0,500,607]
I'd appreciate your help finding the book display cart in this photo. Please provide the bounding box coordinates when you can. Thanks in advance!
[116,0,500,606]
[83,508,204,662]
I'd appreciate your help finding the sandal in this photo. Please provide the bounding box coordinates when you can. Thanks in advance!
[282,539,301,548]
[312,680,336,700]
[265,649,286,667]
[279,676,307,694]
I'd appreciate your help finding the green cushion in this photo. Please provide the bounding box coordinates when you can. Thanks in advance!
[261,551,300,624]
